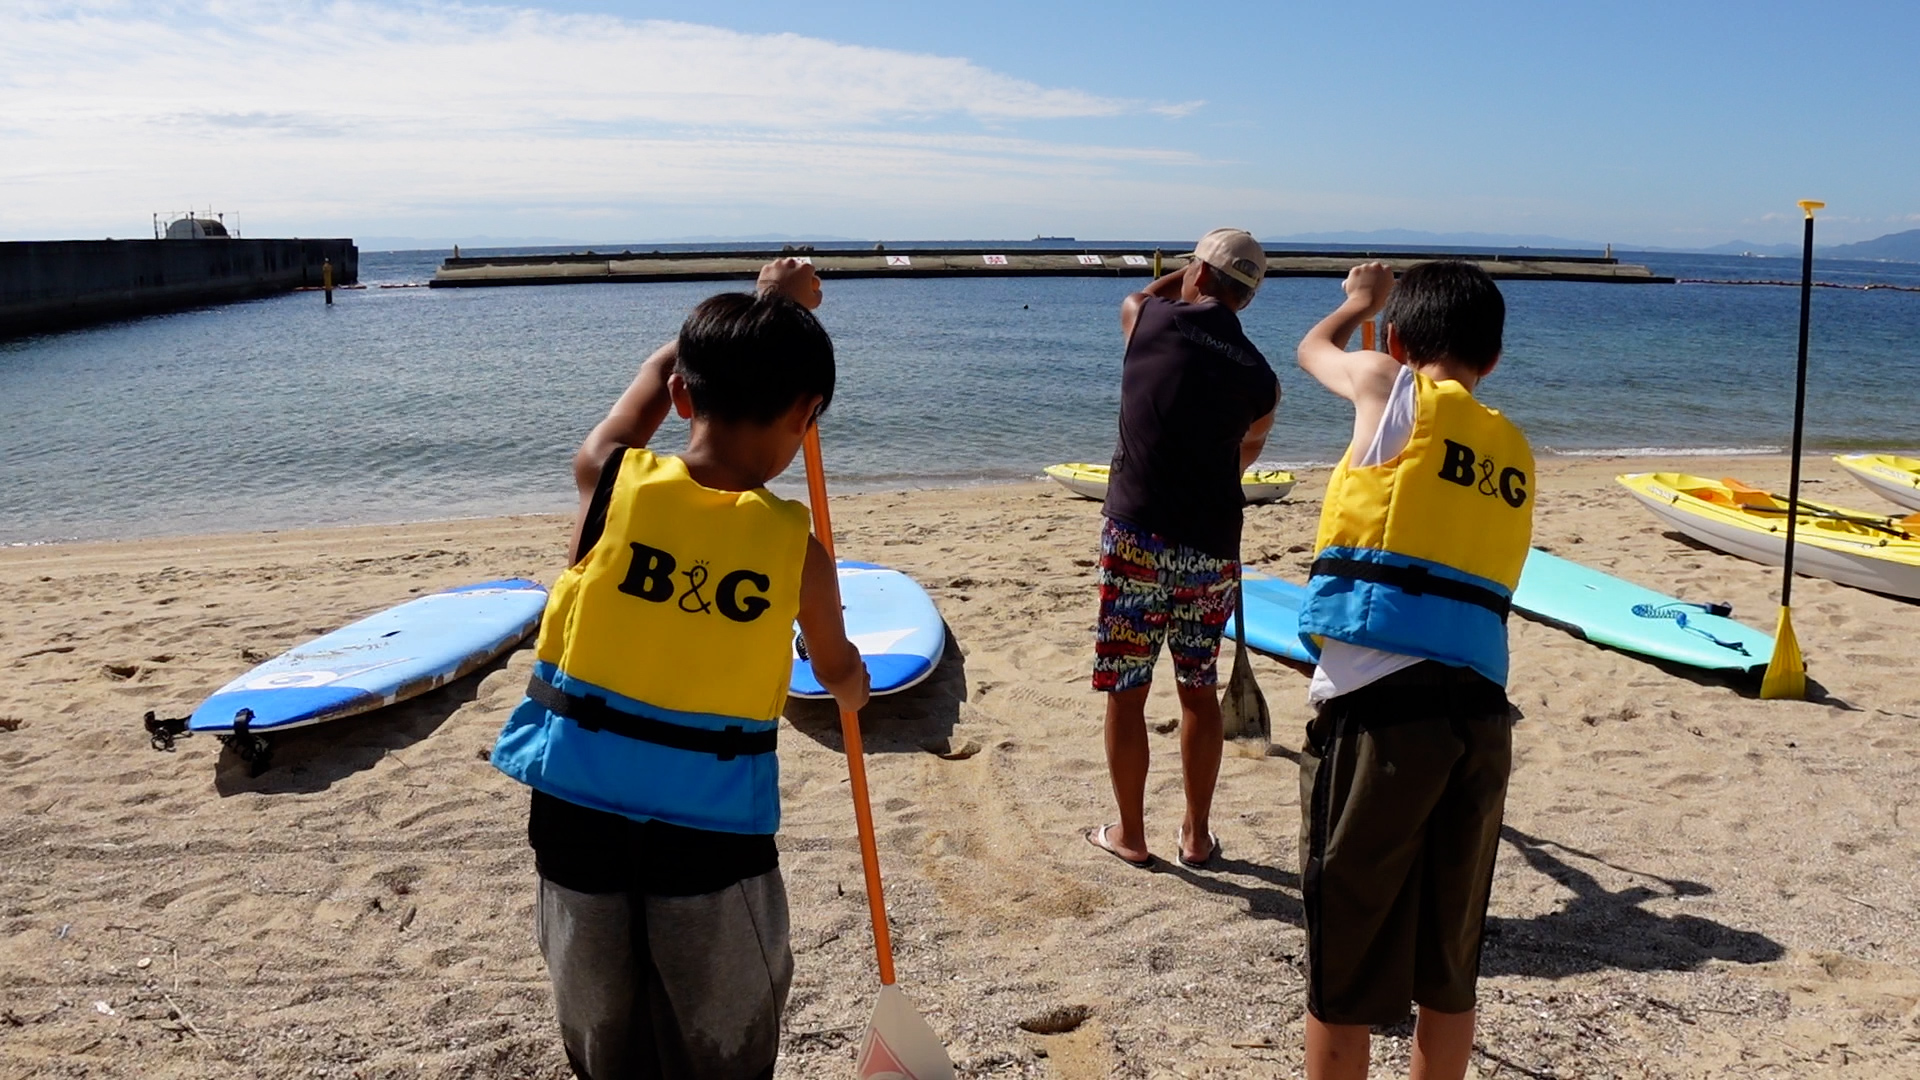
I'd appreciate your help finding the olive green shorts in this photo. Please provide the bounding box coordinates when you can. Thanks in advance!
[1298,661,1512,1026]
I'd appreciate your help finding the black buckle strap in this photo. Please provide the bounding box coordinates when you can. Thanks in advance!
[526,676,774,761]
[1311,556,1512,620]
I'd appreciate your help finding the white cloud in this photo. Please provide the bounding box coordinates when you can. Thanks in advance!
[0,1,1218,238]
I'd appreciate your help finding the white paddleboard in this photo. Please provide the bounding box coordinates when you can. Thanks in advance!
[791,561,945,699]
[188,579,547,734]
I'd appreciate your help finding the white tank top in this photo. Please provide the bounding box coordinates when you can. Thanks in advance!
[1307,367,1426,702]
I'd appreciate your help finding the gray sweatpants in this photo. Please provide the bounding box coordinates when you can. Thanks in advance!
[535,871,793,1080]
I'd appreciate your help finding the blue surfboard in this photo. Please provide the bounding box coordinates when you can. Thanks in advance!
[790,561,945,699]
[189,579,548,733]
[1512,549,1772,673]
[1239,568,1315,664]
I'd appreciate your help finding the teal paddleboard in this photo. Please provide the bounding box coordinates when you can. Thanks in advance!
[1512,548,1773,673]
[1238,568,1314,664]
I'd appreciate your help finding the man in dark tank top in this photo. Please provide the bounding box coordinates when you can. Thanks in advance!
[1086,228,1279,870]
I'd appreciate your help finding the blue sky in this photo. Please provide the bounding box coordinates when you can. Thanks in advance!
[3,1,1915,246]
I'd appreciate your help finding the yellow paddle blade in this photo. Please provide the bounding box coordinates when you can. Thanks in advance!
[1798,200,1825,217]
[1759,607,1807,700]
[858,984,956,1080]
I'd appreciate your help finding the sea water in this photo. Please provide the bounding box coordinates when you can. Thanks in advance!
[3,250,1917,544]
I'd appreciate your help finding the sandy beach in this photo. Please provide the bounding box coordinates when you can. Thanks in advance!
[3,453,1918,1079]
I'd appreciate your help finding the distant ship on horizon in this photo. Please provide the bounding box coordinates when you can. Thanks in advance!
[1033,235,1076,242]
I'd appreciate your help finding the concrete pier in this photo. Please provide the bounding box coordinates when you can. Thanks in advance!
[1,238,359,339]
[430,246,1671,288]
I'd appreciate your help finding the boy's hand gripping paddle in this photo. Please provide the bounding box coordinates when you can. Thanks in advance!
[1761,200,1823,700]
[801,427,956,1080]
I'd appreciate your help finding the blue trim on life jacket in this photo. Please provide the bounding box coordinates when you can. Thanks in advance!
[1298,546,1512,686]
[491,661,781,834]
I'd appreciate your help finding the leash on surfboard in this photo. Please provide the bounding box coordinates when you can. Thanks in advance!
[143,708,273,775]
[1628,603,1750,655]
[800,425,956,1080]
[144,711,192,751]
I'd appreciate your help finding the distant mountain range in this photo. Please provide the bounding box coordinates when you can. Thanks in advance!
[1263,227,1920,262]
[1824,228,1920,262]
[1266,228,1604,251]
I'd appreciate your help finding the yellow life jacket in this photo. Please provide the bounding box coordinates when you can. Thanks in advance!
[1298,372,1535,685]
[492,449,811,833]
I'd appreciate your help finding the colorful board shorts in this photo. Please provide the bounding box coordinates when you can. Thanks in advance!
[1092,517,1240,693]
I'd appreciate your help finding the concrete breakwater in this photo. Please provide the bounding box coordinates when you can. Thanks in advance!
[430,246,1672,288]
[1,238,359,339]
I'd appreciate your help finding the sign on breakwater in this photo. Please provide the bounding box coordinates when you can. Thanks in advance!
[0,238,359,339]
[430,247,1673,288]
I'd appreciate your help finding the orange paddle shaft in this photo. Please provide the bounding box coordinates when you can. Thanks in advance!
[802,426,898,987]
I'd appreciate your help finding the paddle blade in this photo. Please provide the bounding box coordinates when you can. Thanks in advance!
[1760,607,1807,700]
[1221,641,1271,746]
[857,985,955,1080]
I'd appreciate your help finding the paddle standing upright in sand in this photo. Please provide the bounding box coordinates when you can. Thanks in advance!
[800,427,956,1080]
[1761,199,1824,700]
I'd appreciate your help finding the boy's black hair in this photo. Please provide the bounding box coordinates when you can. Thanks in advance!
[676,292,835,425]
[1381,260,1505,373]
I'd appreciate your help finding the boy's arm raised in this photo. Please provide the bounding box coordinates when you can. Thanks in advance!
[573,341,676,496]
[1299,263,1403,457]
[1297,262,1400,405]
[796,536,870,713]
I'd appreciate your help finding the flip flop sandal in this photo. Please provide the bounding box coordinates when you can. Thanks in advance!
[1175,831,1221,869]
[1085,823,1153,869]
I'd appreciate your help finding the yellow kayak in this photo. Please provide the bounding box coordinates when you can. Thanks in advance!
[1618,472,1920,599]
[1835,453,1920,512]
[1043,463,1298,504]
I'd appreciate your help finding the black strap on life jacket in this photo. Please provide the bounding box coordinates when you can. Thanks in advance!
[525,675,775,761]
[1310,556,1512,621]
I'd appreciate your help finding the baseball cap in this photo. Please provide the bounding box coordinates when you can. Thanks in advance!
[1183,228,1267,291]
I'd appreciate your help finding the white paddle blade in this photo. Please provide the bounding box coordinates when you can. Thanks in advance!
[856,985,955,1080]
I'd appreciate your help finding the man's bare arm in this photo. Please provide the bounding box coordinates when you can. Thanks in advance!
[1240,400,1276,472]
[1119,266,1188,342]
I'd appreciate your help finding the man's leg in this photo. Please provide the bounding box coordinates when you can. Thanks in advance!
[1304,1015,1371,1080]
[1100,685,1153,863]
[1410,1006,1475,1080]
[1092,518,1168,865]
[1166,550,1235,863]
[1174,682,1222,862]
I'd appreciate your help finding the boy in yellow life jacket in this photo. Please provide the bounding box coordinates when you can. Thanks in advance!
[490,258,868,1080]
[1292,260,1534,1080]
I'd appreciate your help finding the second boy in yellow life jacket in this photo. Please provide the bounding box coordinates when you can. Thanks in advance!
[1292,260,1534,1080]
